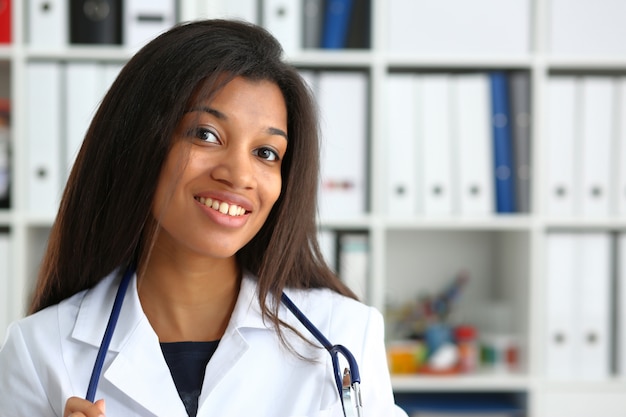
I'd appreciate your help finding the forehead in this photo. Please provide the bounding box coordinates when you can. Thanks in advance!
[188,77,287,127]
[189,74,283,105]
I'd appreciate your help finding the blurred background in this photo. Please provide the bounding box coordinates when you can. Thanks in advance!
[1,1,626,416]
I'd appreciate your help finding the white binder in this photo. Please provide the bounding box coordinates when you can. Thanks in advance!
[545,232,611,380]
[104,63,124,91]
[579,76,614,217]
[0,231,9,344]
[26,62,63,217]
[317,228,337,272]
[339,233,369,301]
[618,78,626,215]
[576,233,611,379]
[28,0,68,46]
[298,69,317,94]
[316,71,368,221]
[452,72,494,216]
[545,233,578,379]
[617,233,626,377]
[545,77,577,216]
[420,74,453,215]
[203,0,259,23]
[66,61,123,179]
[123,0,177,50]
[385,73,420,216]
[262,0,302,56]
[65,62,104,178]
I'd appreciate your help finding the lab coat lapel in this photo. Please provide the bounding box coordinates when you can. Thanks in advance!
[104,318,187,416]
[72,271,187,416]
[196,273,269,408]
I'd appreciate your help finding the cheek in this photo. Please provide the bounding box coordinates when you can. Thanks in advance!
[263,171,283,206]
[152,155,185,218]
[151,176,173,221]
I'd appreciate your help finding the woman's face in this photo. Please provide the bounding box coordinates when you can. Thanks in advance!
[152,76,288,261]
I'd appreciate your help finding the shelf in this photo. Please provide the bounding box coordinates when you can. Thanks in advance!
[25,46,135,62]
[22,214,56,228]
[0,46,12,59]
[541,378,626,392]
[385,55,534,70]
[290,50,373,68]
[0,210,12,226]
[391,373,531,392]
[543,217,626,230]
[383,216,534,231]
[547,57,626,71]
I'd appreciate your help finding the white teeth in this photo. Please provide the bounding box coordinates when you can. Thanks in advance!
[197,196,246,217]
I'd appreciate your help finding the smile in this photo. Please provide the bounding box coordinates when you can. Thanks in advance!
[195,196,247,217]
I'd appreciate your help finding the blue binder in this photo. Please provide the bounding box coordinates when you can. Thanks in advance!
[489,71,516,213]
[321,0,354,48]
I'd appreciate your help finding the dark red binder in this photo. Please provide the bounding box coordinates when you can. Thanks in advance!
[0,0,11,44]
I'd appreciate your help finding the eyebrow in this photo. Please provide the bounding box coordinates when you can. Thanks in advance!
[189,105,289,141]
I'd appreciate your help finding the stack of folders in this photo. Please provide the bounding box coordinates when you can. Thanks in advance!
[546,76,626,217]
[28,0,176,50]
[318,229,369,302]
[385,71,530,217]
[0,230,12,345]
[301,0,370,49]
[25,61,124,217]
[208,0,371,54]
[544,232,626,380]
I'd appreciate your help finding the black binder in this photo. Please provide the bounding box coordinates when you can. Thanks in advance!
[70,0,122,45]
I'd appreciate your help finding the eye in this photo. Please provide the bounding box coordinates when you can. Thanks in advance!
[254,147,280,161]
[194,126,220,144]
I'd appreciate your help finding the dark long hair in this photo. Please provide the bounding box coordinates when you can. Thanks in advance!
[29,20,355,323]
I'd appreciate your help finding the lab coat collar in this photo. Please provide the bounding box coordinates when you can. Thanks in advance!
[70,269,272,416]
[71,269,270,350]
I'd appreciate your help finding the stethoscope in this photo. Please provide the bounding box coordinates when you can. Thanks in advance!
[85,267,363,417]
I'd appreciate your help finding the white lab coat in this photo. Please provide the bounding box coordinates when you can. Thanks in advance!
[0,270,408,416]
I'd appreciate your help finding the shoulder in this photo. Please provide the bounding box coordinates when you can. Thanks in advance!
[285,286,373,317]
[0,272,120,416]
[3,271,119,353]
[281,286,384,346]
[9,288,84,344]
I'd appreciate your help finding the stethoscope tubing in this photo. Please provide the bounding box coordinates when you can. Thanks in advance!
[281,292,361,383]
[86,267,134,402]
[281,292,362,417]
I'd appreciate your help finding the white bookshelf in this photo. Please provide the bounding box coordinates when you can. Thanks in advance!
[2,1,626,416]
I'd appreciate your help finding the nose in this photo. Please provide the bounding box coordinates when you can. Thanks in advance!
[211,145,255,189]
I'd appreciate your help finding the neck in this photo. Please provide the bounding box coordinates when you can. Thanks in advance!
[137,249,241,343]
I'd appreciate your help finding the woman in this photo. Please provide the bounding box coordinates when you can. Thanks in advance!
[0,20,405,416]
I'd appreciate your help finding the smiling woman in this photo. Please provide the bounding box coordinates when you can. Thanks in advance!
[0,19,407,417]
[152,78,287,263]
